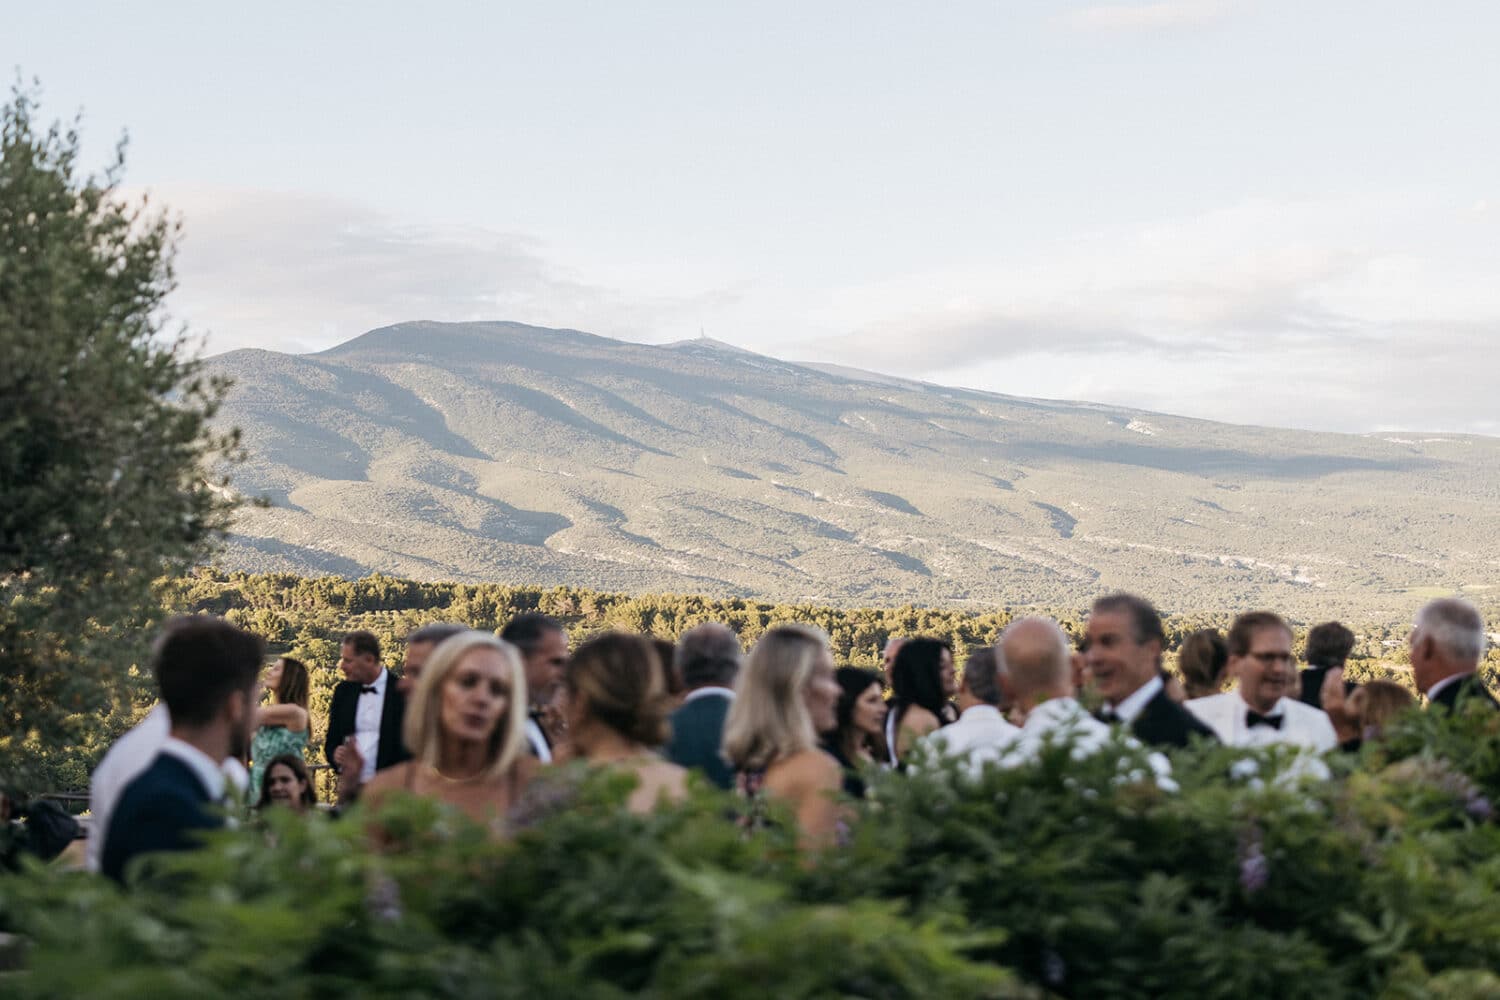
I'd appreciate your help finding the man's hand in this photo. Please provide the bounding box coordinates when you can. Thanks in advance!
[334,737,366,805]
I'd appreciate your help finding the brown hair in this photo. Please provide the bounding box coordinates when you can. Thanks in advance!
[1227,611,1290,657]
[1348,680,1415,740]
[1177,629,1228,699]
[255,754,316,810]
[1305,621,1355,668]
[566,632,671,747]
[275,656,310,710]
[341,630,381,661]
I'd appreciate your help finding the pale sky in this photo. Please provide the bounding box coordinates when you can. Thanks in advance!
[8,1,1499,434]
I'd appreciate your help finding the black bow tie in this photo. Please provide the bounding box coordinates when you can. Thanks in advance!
[361,685,379,695]
[1098,707,1120,724]
[1245,710,1283,730]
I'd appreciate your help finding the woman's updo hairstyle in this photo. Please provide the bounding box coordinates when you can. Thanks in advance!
[1177,629,1229,699]
[566,631,671,746]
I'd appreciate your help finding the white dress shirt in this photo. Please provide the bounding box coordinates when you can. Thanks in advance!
[1107,673,1164,725]
[682,686,735,704]
[916,705,1021,777]
[1425,672,1472,705]
[524,716,553,763]
[995,697,1175,789]
[87,705,170,872]
[354,669,388,782]
[1185,691,1338,752]
[159,737,229,803]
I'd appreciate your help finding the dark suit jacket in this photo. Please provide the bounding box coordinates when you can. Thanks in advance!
[666,692,734,790]
[324,670,410,773]
[1298,665,1355,710]
[1130,687,1220,749]
[1430,673,1500,713]
[102,753,221,884]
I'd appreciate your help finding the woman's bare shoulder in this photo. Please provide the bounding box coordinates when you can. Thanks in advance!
[768,749,841,794]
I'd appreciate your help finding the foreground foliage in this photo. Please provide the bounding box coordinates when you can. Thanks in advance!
[4,709,1500,998]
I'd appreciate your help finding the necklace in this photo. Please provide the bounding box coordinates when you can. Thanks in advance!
[429,764,487,784]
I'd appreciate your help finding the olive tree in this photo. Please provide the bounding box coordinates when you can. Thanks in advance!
[0,84,241,791]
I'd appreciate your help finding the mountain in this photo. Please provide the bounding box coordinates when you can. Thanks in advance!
[204,320,1500,618]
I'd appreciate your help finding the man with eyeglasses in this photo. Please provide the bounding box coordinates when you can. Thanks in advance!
[1186,611,1337,750]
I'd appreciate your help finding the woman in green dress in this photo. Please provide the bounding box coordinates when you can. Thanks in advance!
[250,656,311,802]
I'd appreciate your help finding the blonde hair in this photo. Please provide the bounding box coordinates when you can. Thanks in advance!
[566,631,671,746]
[403,631,528,780]
[1348,680,1415,741]
[722,623,830,773]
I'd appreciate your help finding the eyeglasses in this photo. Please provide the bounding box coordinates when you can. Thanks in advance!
[1247,651,1294,665]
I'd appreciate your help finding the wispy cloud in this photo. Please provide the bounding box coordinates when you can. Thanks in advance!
[156,187,738,356]
[804,194,1500,434]
[1057,1,1235,32]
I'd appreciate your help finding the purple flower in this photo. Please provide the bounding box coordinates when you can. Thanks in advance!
[1465,793,1494,823]
[1237,825,1269,894]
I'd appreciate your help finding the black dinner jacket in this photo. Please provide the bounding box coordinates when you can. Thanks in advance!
[102,753,221,884]
[1430,673,1500,714]
[324,669,411,772]
[1130,687,1220,749]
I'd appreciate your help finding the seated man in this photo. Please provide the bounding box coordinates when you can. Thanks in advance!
[1187,612,1337,751]
[915,646,1020,775]
[103,617,263,884]
[1412,597,1499,712]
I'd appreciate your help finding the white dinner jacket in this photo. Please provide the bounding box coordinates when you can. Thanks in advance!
[1185,691,1338,752]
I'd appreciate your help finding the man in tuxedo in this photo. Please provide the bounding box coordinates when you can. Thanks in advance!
[324,630,409,787]
[102,617,262,884]
[1186,611,1337,751]
[984,617,1175,787]
[664,623,742,789]
[1297,621,1356,710]
[1087,593,1217,749]
[501,613,570,761]
[1412,598,1498,713]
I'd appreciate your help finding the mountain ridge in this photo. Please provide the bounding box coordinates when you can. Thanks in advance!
[204,320,1500,617]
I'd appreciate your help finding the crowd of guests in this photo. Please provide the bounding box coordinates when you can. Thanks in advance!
[86,593,1497,884]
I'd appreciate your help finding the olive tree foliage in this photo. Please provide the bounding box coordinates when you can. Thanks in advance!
[0,84,242,791]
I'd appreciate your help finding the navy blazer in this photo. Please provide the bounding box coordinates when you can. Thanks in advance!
[1128,687,1220,750]
[102,753,222,884]
[666,693,735,790]
[323,670,410,773]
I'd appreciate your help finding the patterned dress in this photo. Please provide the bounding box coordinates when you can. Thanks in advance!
[250,725,309,802]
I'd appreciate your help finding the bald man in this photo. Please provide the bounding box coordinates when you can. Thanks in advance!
[982,617,1173,787]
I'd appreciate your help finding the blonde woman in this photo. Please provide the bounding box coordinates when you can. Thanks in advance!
[363,631,536,829]
[722,624,844,850]
[562,631,688,814]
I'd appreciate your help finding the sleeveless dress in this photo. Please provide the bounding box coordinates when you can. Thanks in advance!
[250,725,309,802]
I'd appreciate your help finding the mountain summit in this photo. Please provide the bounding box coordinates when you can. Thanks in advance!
[206,321,1500,615]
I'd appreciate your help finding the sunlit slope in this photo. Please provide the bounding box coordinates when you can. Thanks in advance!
[206,321,1500,616]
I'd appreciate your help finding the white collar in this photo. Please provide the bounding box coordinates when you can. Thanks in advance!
[359,669,388,696]
[1426,672,1474,702]
[160,738,227,801]
[1110,674,1164,724]
[956,704,1003,723]
[1234,690,1285,719]
[683,686,735,703]
[1023,697,1088,731]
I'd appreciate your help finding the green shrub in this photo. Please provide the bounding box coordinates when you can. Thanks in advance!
[3,710,1499,998]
